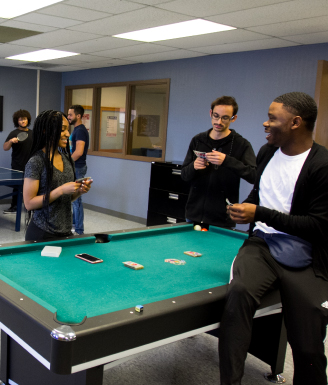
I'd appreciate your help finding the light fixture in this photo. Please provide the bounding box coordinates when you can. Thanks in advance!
[6,49,79,62]
[0,0,64,19]
[113,19,236,42]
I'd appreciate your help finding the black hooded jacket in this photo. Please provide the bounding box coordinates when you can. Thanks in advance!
[246,142,328,281]
[181,129,256,227]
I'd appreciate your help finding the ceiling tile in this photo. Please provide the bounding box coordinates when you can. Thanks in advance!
[92,43,178,58]
[39,57,90,66]
[0,26,41,43]
[124,49,205,62]
[207,0,328,28]
[193,37,300,54]
[157,0,291,18]
[0,0,327,71]
[247,15,328,37]
[282,31,328,44]
[9,30,103,49]
[37,4,112,21]
[53,36,142,53]
[63,54,115,63]
[14,13,83,29]
[0,44,39,57]
[72,58,139,68]
[64,0,145,13]
[17,63,83,72]
[49,65,86,72]
[126,0,175,4]
[154,29,271,49]
[67,8,193,35]
[0,20,56,33]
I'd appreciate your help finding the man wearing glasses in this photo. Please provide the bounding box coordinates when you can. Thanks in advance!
[181,96,256,229]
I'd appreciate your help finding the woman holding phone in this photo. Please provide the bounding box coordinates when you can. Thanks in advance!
[24,110,92,241]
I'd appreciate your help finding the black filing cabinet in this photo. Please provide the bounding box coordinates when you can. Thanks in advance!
[147,162,190,226]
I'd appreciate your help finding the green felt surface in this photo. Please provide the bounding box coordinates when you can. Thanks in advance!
[0,225,247,324]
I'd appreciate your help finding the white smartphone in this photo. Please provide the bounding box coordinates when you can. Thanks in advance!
[75,253,103,264]
[76,177,92,183]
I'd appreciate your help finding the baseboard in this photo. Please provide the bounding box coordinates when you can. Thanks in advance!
[84,203,146,225]
[0,199,11,204]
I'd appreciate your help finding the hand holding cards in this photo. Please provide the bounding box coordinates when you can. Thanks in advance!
[193,150,207,159]
[194,151,208,170]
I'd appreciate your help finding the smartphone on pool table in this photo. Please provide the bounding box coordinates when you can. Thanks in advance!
[75,253,103,264]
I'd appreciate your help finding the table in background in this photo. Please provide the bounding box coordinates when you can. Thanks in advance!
[0,224,287,385]
[0,167,24,231]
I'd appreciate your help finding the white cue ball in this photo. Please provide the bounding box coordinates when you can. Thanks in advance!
[194,225,202,231]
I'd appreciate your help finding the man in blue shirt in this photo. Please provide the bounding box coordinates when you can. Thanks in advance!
[67,105,89,235]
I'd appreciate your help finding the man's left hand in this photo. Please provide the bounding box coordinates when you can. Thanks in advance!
[206,150,226,166]
[227,203,257,224]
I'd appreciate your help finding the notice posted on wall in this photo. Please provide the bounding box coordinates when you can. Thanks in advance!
[106,116,117,137]
[82,114,90,131]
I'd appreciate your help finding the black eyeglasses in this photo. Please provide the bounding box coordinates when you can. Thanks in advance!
[211,113,234,122]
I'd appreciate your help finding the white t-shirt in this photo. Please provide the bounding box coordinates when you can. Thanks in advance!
[254,148,310,234]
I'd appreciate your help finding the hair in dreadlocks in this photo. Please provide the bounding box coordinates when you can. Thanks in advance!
[29,110,75,220]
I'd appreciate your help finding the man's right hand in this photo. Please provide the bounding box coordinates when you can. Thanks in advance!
[194,157,208,170]
[11,138,19,144]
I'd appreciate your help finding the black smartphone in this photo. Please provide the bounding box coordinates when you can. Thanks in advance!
[75,253,103,264]
[76,177,92,183]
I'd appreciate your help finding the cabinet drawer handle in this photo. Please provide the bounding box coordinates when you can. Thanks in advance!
[172,169,181,176]
[167,217,177,224]
[169,193,179,200]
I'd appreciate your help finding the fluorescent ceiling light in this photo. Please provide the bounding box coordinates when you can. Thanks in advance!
[113,19,236,42]
[0,0,63,19]
[6,49,79,62]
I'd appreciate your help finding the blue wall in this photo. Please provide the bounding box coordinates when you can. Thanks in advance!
[0,67,61,199]
[0,67,62,168]
[62,43,328,222]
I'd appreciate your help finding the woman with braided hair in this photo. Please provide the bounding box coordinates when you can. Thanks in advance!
[24,110,92,241]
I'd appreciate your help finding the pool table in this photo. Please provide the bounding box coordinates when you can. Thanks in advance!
[0,224,287,385]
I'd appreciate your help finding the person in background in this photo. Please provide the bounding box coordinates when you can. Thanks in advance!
[3,109,33,214]
[24,110,92,242]
[67,105,89,235]
[220,92,328,385]
[181,96,256,229]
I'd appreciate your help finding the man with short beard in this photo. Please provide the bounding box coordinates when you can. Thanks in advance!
[67,104,89,235]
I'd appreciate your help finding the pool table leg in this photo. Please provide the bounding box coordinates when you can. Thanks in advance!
[0,330,9,384]
[0,331,104,385]
[248,313,287,377]
[15,185,23,232]
[208,312,287,378]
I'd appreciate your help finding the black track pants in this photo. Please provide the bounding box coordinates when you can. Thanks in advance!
[219,236,328,385]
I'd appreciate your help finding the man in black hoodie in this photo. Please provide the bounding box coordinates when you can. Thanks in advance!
[181,96,256,228]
